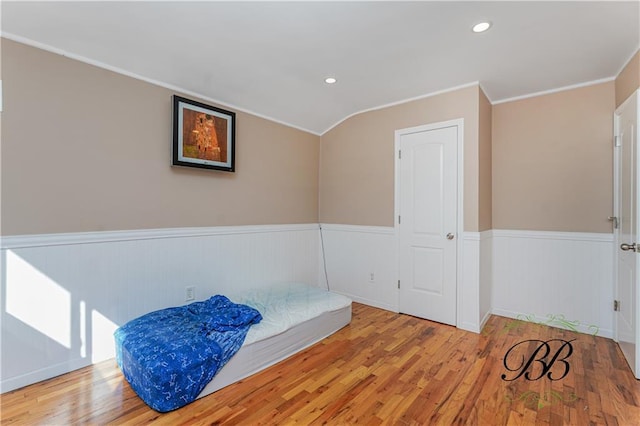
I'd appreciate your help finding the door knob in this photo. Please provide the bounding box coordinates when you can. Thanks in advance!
[446,233,455,240]
[620,243,637,252]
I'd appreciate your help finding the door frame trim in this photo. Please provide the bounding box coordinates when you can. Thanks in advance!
[394,118,464,326]
[612,89,640,379]
[613,90,640,344]
[613,100,621,343]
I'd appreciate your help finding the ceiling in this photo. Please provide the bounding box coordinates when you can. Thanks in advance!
[2,1,639,135]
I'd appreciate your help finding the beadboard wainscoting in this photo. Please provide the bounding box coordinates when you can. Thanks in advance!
[1,224,616,393]
[491,230,614,338]
[318,225,488,333]
[459,231,493,333]
[319,224,397,312]
[0,224,320,393]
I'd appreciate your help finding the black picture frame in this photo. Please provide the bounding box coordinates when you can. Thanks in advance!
[172,95,236,172]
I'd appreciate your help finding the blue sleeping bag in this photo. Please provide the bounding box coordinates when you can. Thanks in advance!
[114,295,262,412]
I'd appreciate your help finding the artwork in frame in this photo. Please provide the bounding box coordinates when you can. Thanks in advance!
[172,95,236,172]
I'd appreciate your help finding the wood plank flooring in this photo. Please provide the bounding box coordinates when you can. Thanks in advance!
[2,303,639,425]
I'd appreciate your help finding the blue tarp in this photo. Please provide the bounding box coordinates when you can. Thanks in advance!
[114,295,262,412]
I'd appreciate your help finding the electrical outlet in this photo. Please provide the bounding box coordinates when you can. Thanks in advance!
[185,286,195,301]
[369,272,375,283]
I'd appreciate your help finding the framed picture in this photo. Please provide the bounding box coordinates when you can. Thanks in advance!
[172,95,236,172]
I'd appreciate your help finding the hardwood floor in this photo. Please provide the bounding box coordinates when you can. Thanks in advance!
[2,303,640,425]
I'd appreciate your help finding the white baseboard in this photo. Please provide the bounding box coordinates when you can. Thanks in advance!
[492,308,612,339]
[333,291,397,313]
[0,358,91,394]
[478,309,493,334]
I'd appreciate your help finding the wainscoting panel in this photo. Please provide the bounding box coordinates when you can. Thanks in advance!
[1,224,320,392]
[3,225,614,392]
[320,225,487,333]
[458,232,492,333]
[491,230,614,338]
[459,233,480,332]
[479,231,493,330]
[319,224,397,312]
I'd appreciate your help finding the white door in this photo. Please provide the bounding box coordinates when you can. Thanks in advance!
[615,90,640,379]
[397,123,458,326]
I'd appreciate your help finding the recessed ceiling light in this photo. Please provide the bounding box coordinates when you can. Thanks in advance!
[324,77,337,84]
[472,22,492,33]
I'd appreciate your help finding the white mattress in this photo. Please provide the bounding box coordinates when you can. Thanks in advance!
[196,283,352,399]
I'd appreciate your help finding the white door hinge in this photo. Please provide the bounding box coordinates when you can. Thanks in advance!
[614,300,621,311]
[615,135,621,147]
[398,280,400,289]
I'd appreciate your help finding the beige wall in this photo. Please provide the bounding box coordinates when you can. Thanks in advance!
[319,85,482,231]
[615,50,640,108]
[3,38,620,236]
[492,82,615,233]
[1,39,319,235]
[478,89,492,232]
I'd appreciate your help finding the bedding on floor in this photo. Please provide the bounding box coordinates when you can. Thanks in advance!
[115,283,352,412]
[114,295,262,412]
[195,282,352,399]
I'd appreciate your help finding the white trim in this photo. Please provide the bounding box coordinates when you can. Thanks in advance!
[463,231,479,241]
[479,309,492,333]
[322,82,479,135]
[1,33,321,136]
[6,31,633,136]
[492,308,612,339]
[612,90,640,376]
[319,223,394,235]
[332,291,396,313]
[0,224,319,249]
[394,118,464,327]
[613,104,622,342]
[464,232,481,241]
[455,121,465,330]
[323,75,619,131]
[491,229,613,242]
[480,229,494,239]
[615,48,640,79]
[478,82,492,104]
[492,77,616,105]
[463,230,494,242]
[5,31,635,137]
[0,358,90,395]
[458,322,479,334]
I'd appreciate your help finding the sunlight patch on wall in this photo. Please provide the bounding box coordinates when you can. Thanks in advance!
[6,250,71,348]
[80,301,87,358]
[91,309,117,363]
